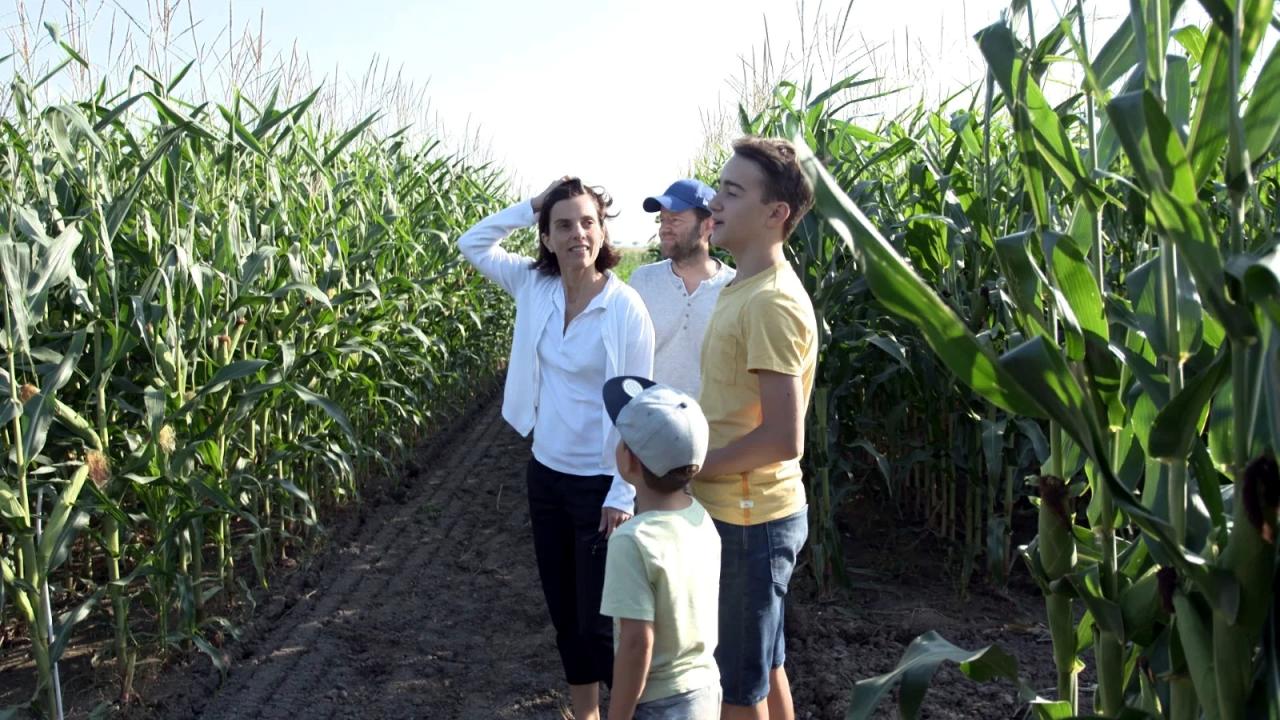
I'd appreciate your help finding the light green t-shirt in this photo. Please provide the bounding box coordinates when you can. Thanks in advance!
[600,498,721,704]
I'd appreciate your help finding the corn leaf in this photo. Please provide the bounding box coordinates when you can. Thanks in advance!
[978,21,1105,214]
[1109,90,1255,342]
[37,465,89,566]
[321,112,379,167]
[1091,0,1189,88]
[178,360,270,415]
[1186,0,1273,188]
[794,134,1042,417]
[1150,346,1231,460]
[845,631,1029,720]
[288,383,355,445]
[1244,41,1280,163]
[1172,590,1224,720]
[1237,245,1280,326]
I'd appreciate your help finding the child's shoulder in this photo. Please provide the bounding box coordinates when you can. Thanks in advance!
[685,500,720,536]
[620,502,711,542]
[608,516,645,544]
[656,500,720,546]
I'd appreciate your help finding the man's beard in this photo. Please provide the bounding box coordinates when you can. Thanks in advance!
[663,227,703,264]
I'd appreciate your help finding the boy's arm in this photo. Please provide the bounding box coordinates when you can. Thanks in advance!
[698,369,803,481]
[608,618,655,720]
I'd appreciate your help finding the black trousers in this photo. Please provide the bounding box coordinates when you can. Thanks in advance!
[526,457,614,686]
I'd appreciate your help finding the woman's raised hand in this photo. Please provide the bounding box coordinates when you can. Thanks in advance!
[531,176,575,213]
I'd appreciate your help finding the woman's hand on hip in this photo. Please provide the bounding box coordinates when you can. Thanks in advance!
[599,507,632,538]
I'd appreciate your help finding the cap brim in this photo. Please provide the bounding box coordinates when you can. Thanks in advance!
[603,376,657,424]
[642,195,696,213]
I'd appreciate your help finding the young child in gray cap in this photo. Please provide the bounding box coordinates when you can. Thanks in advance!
[600,376,722,720]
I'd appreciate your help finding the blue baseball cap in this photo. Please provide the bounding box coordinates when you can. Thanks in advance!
[642,178,715,213]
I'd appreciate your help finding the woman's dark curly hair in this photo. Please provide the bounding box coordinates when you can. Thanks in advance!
[531,179,621,276]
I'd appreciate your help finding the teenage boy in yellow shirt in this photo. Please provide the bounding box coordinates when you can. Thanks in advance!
[695,136,817,720]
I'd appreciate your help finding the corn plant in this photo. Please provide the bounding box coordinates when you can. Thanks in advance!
[727,0,1279,717]
[729,78,1053,598]
[1,35,515,716]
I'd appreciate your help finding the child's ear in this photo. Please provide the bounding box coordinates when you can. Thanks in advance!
[767,201,791,230]
[619,442,641,474]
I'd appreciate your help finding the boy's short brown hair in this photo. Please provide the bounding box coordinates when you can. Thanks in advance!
[640,463,700,494]
[731,136,815,237]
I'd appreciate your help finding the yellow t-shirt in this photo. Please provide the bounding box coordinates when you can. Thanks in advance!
[694,261,817,526]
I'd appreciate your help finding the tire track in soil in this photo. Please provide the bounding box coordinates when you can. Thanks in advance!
[194,397,571,720]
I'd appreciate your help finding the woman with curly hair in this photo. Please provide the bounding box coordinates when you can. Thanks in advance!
[457,177,655,719]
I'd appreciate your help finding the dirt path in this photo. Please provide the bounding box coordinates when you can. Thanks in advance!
[38,391,1058,719]
[154,397,571,720]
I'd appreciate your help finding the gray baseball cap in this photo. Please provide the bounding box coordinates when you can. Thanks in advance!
[603,376,709,476]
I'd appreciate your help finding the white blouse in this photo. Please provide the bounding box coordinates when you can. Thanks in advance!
[532,283,611,475]
[456,200,655,511]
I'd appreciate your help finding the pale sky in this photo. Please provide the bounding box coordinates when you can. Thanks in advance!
[4,0,1152,245]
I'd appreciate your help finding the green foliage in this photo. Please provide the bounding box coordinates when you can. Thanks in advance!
[611,247,653,282]
[0,50,515,713]
[726,2,1280,718]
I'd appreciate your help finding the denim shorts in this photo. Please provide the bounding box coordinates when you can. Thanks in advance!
[713,506,808,707]
[635,684,722,719]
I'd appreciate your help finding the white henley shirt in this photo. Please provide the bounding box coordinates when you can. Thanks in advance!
[629,259,736,399]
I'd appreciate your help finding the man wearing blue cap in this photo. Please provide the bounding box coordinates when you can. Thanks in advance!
[629,179,736,399]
